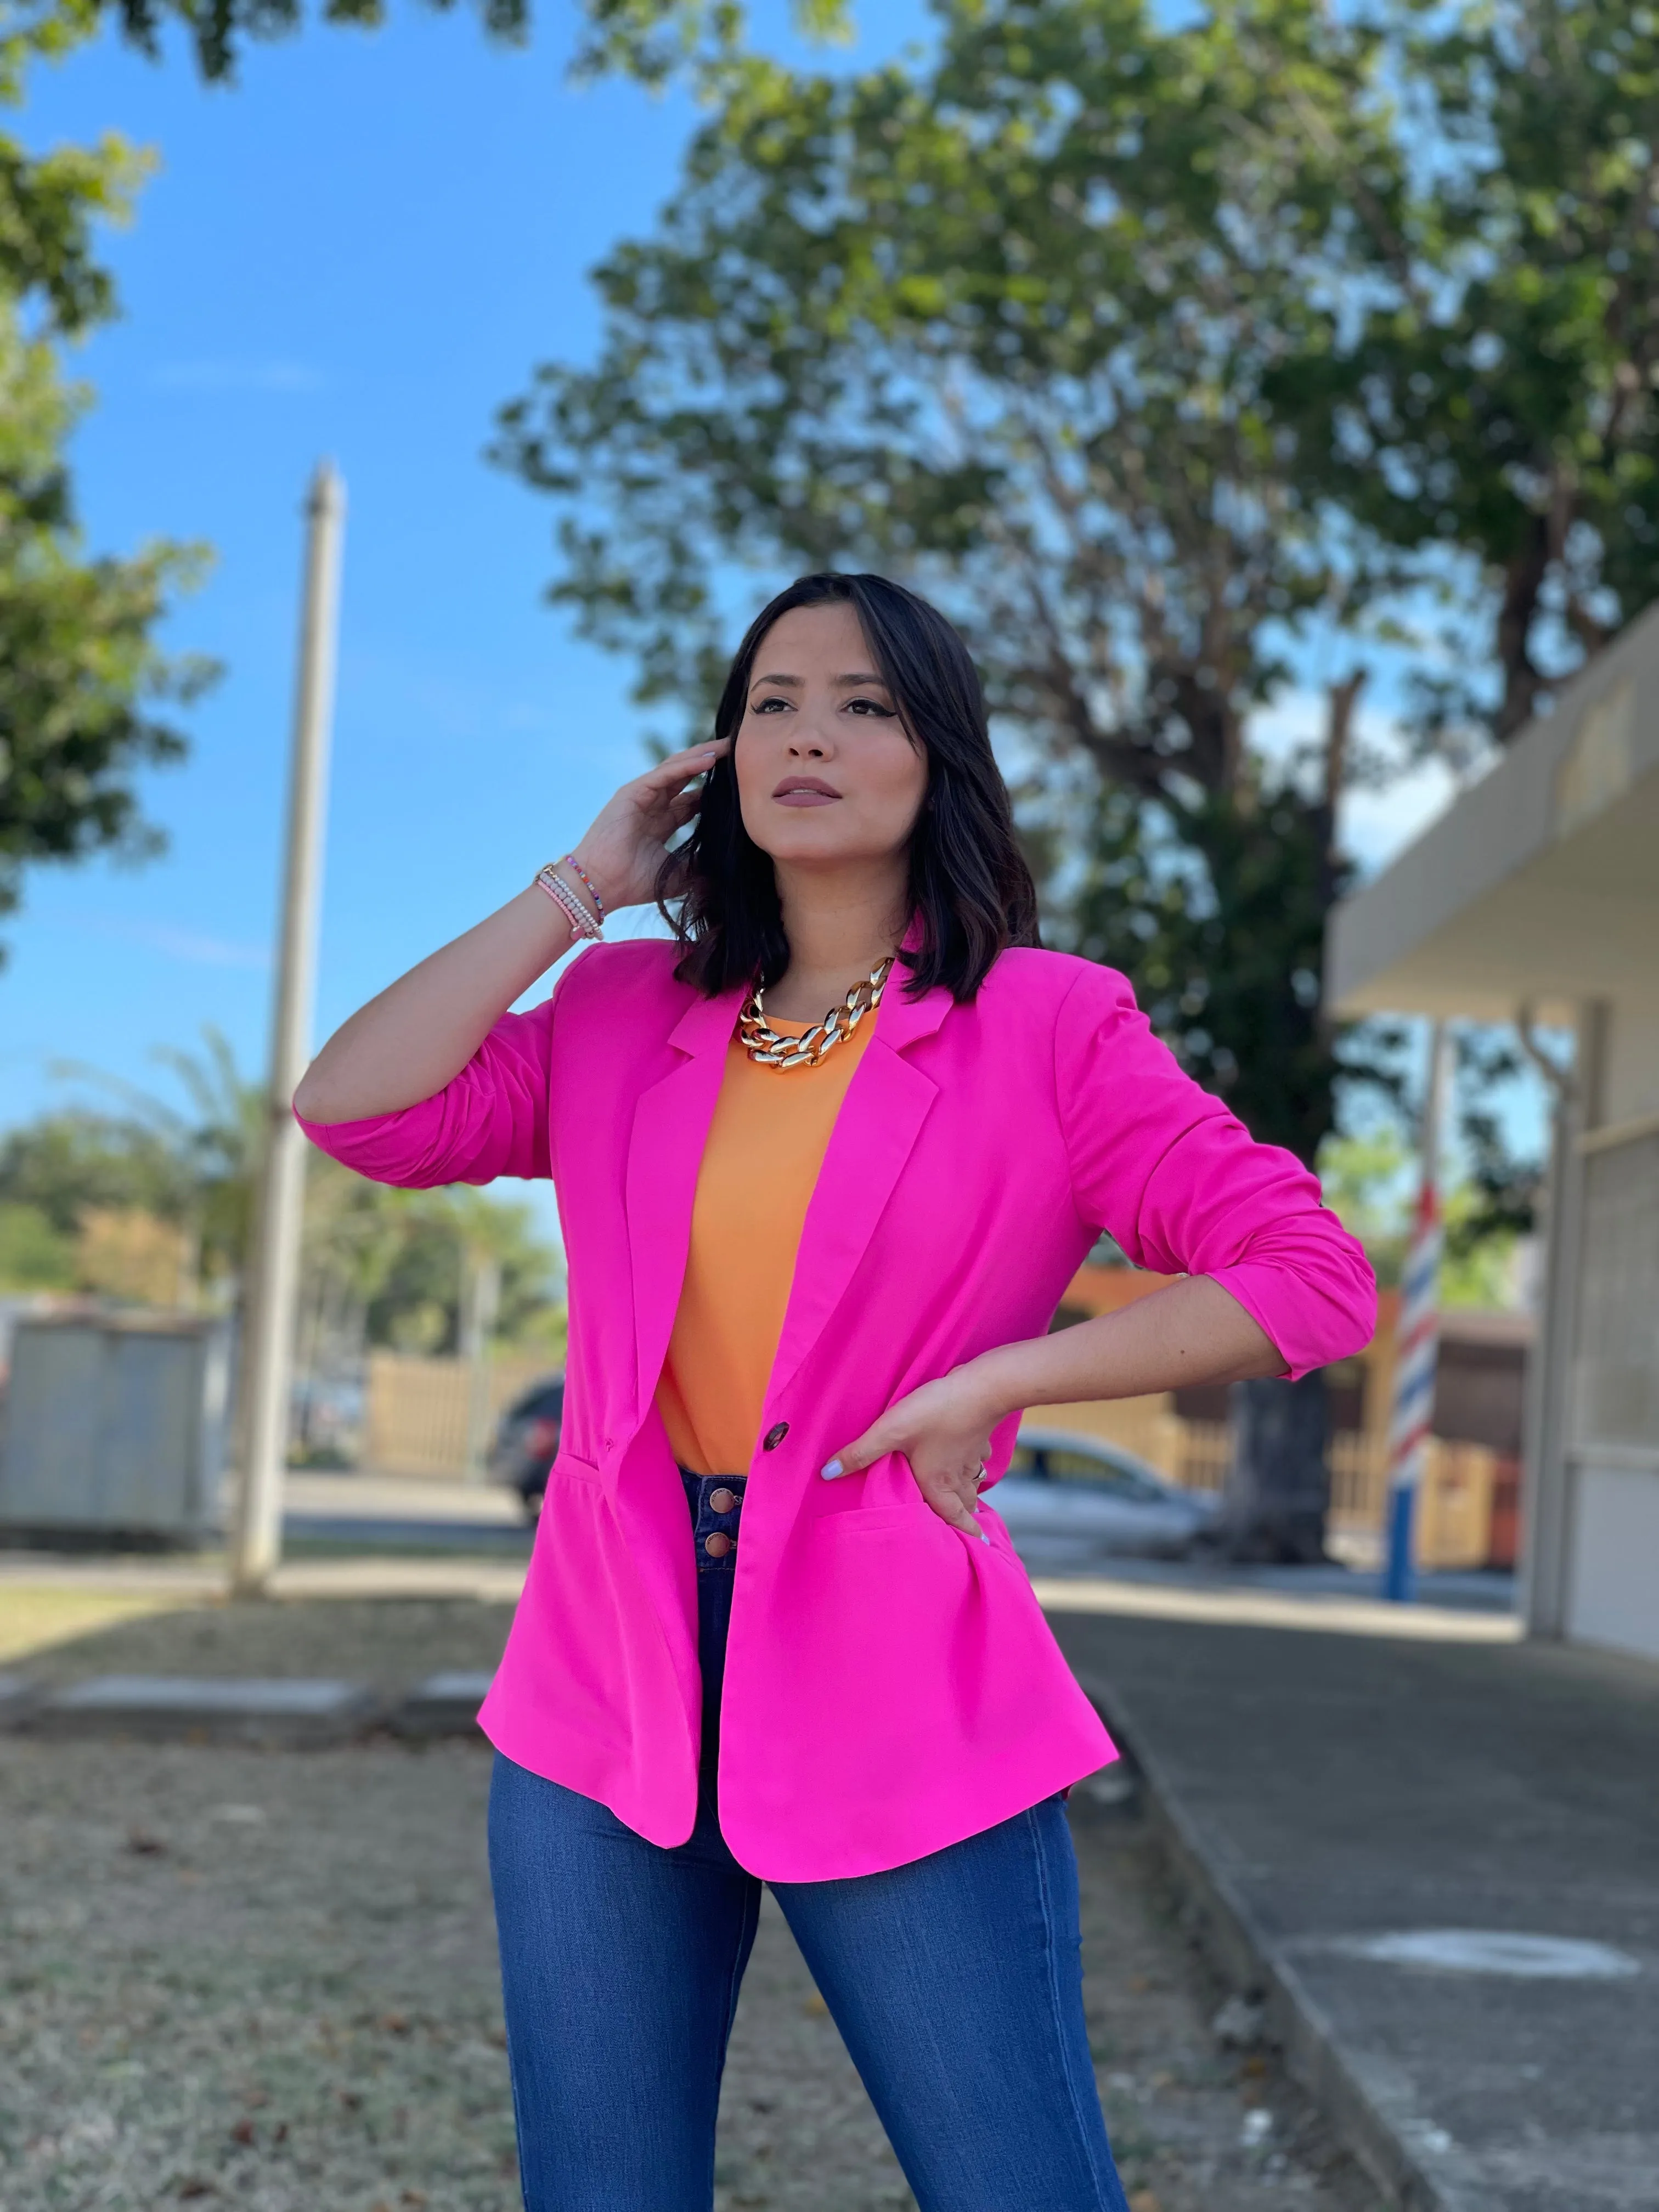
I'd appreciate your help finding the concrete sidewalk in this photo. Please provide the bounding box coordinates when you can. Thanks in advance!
[1048,1604,1659,2212]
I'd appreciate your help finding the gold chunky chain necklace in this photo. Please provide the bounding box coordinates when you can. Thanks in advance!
[738,957,895,1070]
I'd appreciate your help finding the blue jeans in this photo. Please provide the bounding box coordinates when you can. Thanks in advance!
[488,1472,1128,2211]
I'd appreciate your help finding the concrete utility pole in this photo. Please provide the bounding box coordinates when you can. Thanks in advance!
[230,462,346,1595]
[461,1250,501,1485]
[1384,1019,1449,1604]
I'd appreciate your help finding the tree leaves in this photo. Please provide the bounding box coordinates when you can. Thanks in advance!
[1272,0,1659,751]
[0,13,208,947]
[0,1036,564,1346]
[0,310,215,955]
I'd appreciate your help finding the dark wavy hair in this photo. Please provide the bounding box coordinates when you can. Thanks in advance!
[659,573,1039,1001]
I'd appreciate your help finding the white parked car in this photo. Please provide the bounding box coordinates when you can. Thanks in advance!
[990,1427,1221,1565]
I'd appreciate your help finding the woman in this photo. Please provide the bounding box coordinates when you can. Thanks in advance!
[296,572,1375,2211]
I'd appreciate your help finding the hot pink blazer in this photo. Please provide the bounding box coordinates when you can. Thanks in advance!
[300,940,1375,1880]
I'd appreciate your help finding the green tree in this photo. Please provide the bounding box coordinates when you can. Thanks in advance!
[0,4,213,952]
[568,0,850,88]
[0,1198,77,1287]
[0,315,214,950]
[53,0,841,86]
[1275,0,1659,754]
[350,1183,561,1355]
[33,1028,264,1295]
[0,1104,182,1233]
[3,1032,563,1350]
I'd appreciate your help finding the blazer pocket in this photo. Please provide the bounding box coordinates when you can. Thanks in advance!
[816,1504,939,1538]
[549,1447,603,1486]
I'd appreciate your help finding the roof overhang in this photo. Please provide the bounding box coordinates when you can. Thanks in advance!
[1326,603,1659,1023]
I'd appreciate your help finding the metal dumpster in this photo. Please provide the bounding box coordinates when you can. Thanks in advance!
[0,1313,231,1544]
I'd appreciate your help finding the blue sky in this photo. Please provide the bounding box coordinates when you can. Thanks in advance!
[0,4,925,1203]
[0,0,1492,1221]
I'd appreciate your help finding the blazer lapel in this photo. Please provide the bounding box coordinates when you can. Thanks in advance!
[625,980,745,1419]
[766,970,953,1407]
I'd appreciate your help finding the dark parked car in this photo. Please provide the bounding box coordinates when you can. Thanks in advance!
[992,1426,1220,1565]
[489,1374,565,1521]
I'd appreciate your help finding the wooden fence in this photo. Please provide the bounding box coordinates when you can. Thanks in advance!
[363,1351,556,1479]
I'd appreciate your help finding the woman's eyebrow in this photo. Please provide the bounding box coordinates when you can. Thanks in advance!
[748,669,891,690]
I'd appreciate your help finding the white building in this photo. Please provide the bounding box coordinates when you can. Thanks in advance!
[1327,605,1659,1663]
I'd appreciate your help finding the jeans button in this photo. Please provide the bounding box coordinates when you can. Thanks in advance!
[709,1487,737,1513]
[704,1532,732,1559]
[762,1421,789,1451]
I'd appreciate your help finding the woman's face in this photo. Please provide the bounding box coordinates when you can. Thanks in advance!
[733,602,929,872]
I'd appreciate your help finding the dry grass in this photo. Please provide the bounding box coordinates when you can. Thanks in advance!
[0,1587,202,1668]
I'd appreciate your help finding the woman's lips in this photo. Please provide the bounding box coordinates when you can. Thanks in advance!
[773,785,841,806]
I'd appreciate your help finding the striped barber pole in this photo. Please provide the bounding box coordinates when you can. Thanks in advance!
[1383,1184,1443,1601]
[1384,1022,1449,1603]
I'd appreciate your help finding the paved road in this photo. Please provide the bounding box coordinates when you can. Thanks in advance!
[277,1474,1516,1618]
[281,1471,533,1554]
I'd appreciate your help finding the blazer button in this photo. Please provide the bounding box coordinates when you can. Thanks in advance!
[762,1421,789,1451]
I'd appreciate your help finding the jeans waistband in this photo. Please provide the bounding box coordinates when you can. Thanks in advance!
[679,1469,746,1576]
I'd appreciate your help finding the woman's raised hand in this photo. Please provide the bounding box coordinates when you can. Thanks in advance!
[294,737,731,1126]
[569,739,730,915]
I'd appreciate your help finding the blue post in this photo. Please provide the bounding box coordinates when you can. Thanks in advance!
[1384,1480,1417,1605]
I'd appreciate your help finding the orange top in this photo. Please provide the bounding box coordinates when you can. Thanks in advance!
[656,1012,878,1476]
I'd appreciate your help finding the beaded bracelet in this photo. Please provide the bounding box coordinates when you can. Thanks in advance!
[537,865,601,941]
[558,851,606,924]
[534,861,603,941]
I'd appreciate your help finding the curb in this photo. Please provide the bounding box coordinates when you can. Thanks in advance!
[27,1675,382,1747]
[1076,1666,1487,2212]
[0,1672,41,1728]
[4,1672,495,1745]
[388,1671,494,1736]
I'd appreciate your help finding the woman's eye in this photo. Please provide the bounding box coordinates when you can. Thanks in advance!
[845,696,896,717]
[753,696,789,714]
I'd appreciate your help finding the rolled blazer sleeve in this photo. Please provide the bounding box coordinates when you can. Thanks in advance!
[295,998,556,1189]
[1054,964,1376,1380]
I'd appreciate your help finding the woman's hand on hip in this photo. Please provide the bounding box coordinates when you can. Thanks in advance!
[569,738,730,913]
[821,1369,997,1542]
